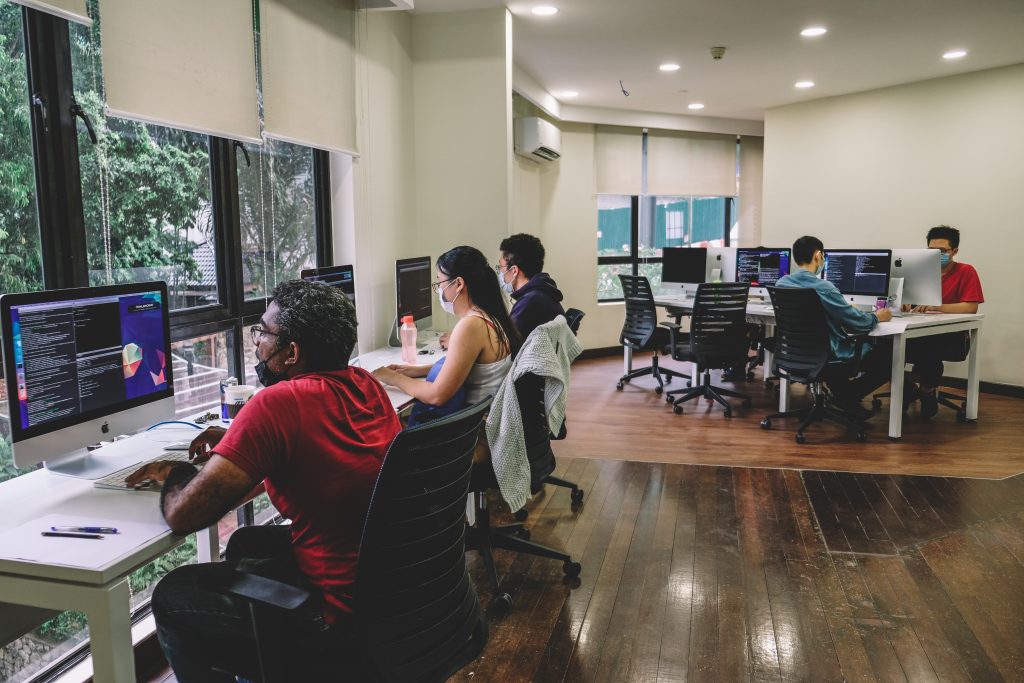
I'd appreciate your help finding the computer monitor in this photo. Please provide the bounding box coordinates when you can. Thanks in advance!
[705,247,737,284]
[661,247,707,296]
[890,249,942,307]
[736,247,792,297]
[1,281,175,471]
[300,264,355,307]
[822,249,893,306]
[396,256,433,334]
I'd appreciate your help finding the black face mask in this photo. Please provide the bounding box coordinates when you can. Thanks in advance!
[254,346,287,387]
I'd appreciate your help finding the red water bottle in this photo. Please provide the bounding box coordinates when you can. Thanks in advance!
[400,315,418,364]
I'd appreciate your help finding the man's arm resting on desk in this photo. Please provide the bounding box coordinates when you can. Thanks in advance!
[125,456,256,535]
[910,302,979,314]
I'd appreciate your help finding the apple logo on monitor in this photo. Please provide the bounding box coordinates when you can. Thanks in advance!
[894,258,903,268]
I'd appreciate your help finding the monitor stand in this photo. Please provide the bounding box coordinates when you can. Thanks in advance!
[888,277,905,317]
[44,438,154,480]
[846,294,881,313]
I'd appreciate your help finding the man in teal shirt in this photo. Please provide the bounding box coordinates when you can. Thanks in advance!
[776,236,893,417]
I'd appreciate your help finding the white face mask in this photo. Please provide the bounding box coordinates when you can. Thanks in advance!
[499,267,515,294]
[438,280,460,314]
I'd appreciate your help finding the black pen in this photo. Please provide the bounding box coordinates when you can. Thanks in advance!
[41,531,104,540]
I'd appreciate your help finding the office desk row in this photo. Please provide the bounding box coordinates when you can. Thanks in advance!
[648,294,983,439]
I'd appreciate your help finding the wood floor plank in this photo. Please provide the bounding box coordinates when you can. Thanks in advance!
[686,466,723,683]
[833,554,909,681]
[715,467,751,683]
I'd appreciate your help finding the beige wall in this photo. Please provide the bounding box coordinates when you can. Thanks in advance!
[763,63,1024,386]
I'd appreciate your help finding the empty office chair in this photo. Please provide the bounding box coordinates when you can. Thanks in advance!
[662,282,753,416]
[616,274,689,393]
[217,400,491,682]
[467,373,582,613]
[760,287,871,443]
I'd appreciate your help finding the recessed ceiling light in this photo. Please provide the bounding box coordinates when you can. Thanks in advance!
[560,91,578,98]
[532,6,558,16]
[795,80,815,89]
[659,63,681,72]
[943,49,967,60]
[801,26,827,37]
[688,103,705,110]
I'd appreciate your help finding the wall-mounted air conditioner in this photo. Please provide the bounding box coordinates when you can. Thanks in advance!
[514,116,561,162]
[358,0,413,10]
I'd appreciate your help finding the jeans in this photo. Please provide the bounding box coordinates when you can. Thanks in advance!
[153,525,339,682]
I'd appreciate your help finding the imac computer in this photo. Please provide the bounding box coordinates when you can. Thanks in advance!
[736,247,792,297]
[391,256,433,346]
[300,264,356,307]
[661,247,707,298]
[705,247,737,284]
[822,249,893,309]
[1,281,175,473]
[890,249,942,310]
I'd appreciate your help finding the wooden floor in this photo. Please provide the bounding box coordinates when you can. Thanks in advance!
[148,358,1024,682]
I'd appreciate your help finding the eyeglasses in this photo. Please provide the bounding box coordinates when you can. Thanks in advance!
[250,325,280,345]
[431,279,454,294]
[931,247,954,255]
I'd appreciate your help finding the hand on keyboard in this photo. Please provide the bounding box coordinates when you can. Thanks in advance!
[124,459,191,489]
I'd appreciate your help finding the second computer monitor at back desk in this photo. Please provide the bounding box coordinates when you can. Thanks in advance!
[300,265,355,307]
[735,247,791,296]
[822,249,892,307]
[661,247,707,295]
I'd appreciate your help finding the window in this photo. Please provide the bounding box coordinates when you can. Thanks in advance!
[597,195,732,302]
[171,331,234,418]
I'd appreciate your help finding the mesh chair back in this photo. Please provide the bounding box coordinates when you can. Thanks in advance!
[516,372,556,488]
[355,399,490,682]
[564,308,585,335]
[618,275,658,349]
[688,282,751,368]
[767,287,831,383]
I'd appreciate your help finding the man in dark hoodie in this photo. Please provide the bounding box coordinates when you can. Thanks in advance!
[496,233,566,339]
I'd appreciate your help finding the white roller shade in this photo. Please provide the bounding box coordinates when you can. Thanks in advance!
[647,130,736,197]
[261,0,357,155]
[594,126,642,195]
[739,136,764,246]
[10,0,90,25]
[100,0,261,142]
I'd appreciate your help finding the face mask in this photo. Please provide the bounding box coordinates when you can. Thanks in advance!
[939,252,951,268]
[254,346,287,387]
[438,280,461,315]
[499,267,515,294]
[814,254,825,277]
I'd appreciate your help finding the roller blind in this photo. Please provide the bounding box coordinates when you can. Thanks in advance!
[594,126,642,195]
[9,0,90,25]
[260,0,357,155]
[739,136,764,245]
[647,130,736,197]
[99,0,261,142]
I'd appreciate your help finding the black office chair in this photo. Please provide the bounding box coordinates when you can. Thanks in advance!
[872,332,972,422]
[466,373,582,613]
[616,274,689,393]
[217,400,492,682]
[564,307,585,335]
[760,287,871,443]
[662,282,753,416]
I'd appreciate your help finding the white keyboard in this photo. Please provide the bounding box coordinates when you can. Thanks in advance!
[93,450,198,491]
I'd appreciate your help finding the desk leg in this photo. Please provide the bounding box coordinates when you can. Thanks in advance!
[196,525,220,563]
[966,325,981,420]
[888,334,907,440]
[83,579,135,682]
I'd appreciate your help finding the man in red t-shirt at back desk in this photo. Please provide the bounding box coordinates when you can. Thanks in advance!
[126,280,401,681]
[904,225,984,419]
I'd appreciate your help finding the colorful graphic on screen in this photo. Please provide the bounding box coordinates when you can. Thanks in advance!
[119,292,168,399]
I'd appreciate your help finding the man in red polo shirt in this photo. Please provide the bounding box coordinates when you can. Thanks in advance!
[126,280,401,680]
[905,225,984,418]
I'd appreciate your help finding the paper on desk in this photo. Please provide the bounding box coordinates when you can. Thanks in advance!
[0,513,169,569]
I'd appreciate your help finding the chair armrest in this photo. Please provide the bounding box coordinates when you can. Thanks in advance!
[659,322,681,331]
[839,329,871,366]
[659,321,684,348]
[217,569,312,611]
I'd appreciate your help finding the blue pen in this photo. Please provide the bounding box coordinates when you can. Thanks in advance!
[51,526,119,534]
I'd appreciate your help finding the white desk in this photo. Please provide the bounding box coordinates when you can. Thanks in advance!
[650,295,984,440]
[0,428,220,682]
[352,330,445,411]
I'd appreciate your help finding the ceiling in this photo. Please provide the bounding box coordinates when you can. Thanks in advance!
[413,0,1024,122]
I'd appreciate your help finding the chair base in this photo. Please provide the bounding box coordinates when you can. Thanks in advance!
[872,388,969,422]
[665,370,751,416]
[617,352,690,394]
[761,391,868,443]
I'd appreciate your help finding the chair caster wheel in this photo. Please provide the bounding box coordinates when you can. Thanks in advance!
[742,398,752,408]
[571,488,584,503]
[673,405,683,415]
[490,593,513,614]
[516,528,531,540]
[760,418,771,430]
[871,398,882,410]
[616,382,624,391]
[724,409,732,418]
[563,561,582,578]
[655,385,663,395]
[956,411,967,423]
[795,432,806,444]
[514,509,529,522]
[856,431,867,442]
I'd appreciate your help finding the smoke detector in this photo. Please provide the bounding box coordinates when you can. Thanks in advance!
[710,46,726,60]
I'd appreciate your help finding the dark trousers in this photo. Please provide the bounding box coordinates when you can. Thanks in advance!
[153,525,338,682]
[907,332,969,389]
[825,339,893,402]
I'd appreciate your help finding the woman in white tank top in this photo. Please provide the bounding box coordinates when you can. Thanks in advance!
[373,246,520,412]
